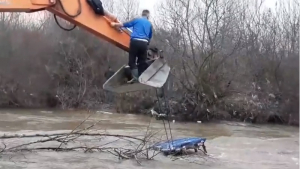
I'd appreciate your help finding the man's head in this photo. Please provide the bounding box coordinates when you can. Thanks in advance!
[142,9,150,19]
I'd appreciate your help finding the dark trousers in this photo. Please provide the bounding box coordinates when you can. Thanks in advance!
[128,39,148,76]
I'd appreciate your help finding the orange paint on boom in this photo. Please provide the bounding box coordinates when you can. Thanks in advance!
[0,0,130,51]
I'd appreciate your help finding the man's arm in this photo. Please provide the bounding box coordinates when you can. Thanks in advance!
[111,18,137,28]
[123,18,138,28]
[148,25,153,45]
[149,25,153,39]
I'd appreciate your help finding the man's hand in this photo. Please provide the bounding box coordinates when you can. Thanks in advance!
[110,22,117,27]
[110,22,123,27]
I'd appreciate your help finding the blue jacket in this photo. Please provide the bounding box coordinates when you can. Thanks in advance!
[123,17,152,42]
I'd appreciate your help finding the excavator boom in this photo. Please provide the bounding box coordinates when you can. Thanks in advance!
[0,0,130,51]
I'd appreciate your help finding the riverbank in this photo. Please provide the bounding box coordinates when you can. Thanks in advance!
[110,93,299,126]
[0,103,298,127]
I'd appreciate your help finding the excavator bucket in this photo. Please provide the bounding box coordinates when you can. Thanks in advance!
[103,58,170,94]
[138,58,170,88]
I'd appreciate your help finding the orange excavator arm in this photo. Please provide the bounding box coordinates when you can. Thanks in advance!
[0,0,130,52]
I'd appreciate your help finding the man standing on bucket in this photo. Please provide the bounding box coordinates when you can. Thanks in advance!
[110,9,153,84]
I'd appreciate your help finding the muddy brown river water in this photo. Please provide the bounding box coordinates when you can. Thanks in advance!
[0,109,298,169]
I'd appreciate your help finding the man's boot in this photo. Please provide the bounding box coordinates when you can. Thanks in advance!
[127,69,139,84]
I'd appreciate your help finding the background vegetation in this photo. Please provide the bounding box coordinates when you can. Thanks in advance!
[0,0,298,125]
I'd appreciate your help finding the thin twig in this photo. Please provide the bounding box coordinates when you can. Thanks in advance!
[57,111,94,149]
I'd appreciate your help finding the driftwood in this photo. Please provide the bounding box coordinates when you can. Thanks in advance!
[0,113,163,164]
[0,132,144,141]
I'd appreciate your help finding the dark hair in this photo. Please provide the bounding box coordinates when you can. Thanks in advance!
[142,9,150,17]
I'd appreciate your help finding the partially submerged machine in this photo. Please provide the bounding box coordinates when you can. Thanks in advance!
[152,137,207,156]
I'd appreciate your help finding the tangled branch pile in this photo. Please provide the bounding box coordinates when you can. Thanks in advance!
[0,119,163,164]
